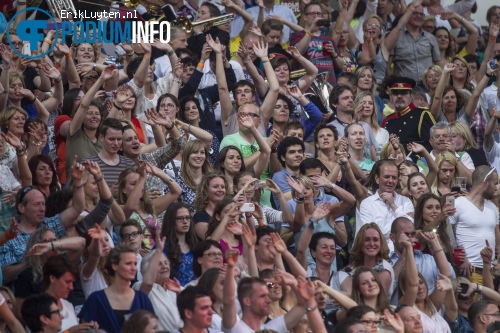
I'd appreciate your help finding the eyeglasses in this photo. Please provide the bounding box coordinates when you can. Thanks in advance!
[84,76,99,81]
[483,313,500,317]
[175,216,191,222]
[49,309,61,316]
[122,231,143,240]
[306,12,322,16]
[366,23,380,28]
[412,12,425,17]
[484,167,497,182]
[5,41,23,47]
[432,134,450,139]
[266,281,279,289]
[423,25,435,30]
[361,320,381,327]
[241,112,260,118]
[204,252,223,258]
[160,103,176,109]
[86,112,101,117]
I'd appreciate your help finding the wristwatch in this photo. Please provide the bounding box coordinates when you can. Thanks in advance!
[305,304,318,312]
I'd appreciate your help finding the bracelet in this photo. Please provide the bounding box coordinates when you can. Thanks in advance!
[95,175,104,182]
[126,51,135,56]
[144,53,149,58]
[65,53,72,58]
[44,38,53,45]
[460,17,465,23]
[477,284,483,293]
[31,140,43,146]
[244,58,251,64]
[16,149,25,156]
[432,248,444,254]
[51,241,55,251]
[365,37,373,43]
[489,37,497,41]
[293,196,305,203]
[271,148,277,153]
[262,60,269,63]
[187,124,191,133]
[305,304,318,312]
[167,50,175,56]
[5,228,16,240]
[31,95,37,103]
[486,72,493,78]
[484,261,491,264]
[75,183,84,189]
[92,63,97,70]
[17,0,27,4]
[223,58,228,63]
[165,122,175,130]
[408,3,414,11]
[305,31,312,37]
[173,78,182,84]
[113,102,122,110]
[197,62,205,68]
[54,76,62,83]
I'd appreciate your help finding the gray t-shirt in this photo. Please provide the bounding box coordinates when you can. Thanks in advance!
[66,128,101,176]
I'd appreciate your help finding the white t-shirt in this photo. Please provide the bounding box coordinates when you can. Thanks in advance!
[485,141,500,171]
[81,267,108,299]
[132,282,182,332]
[60,298,79,331]
[448,197,498,267]
[222,316,288,333]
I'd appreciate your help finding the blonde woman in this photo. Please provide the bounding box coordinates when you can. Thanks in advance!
[355,91,388,159]
[431,151,460,197]
[449,121,489,168]
[422,65,443,102]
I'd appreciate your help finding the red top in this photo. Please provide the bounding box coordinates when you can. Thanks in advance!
[131,117,145,144]
[54,115,72,184]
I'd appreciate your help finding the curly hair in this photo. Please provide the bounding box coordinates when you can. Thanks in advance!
[161,202,199,270]
[181,140,213,190]
[441,85,467,114]
[193,172,229,211]
[25,226,54,284]
[350,223,390,267]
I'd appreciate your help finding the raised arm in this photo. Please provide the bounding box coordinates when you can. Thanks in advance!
[315,279,357,322]
[70,65,117,136]
[272,232,307,276]
[466,60,499,119]
[481,240,494,289]
[132,43,152,89]
[40,63,64,116]
[237,44,268,98]
[382,0,421,56]
[175,119,213,151]
[2,132,32,186]
[60,156,86,229]
[475,22,499,83]
[222,250,239,330]
[398,233,419,305]
[407,142,438,187]
[429,63,454,121]
[0,45,12,110]
[149,164,182,214]
[140,233,165,295]
[241,223,258,277]
[287,47,319,93]
[81,225,103,280]
[337,149,369,205]
[57,43,81,89]
[484,108,499,153]
[254,41,279,126]
[208,203,241,241]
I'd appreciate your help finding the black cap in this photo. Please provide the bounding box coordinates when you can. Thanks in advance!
[386,77,416,90]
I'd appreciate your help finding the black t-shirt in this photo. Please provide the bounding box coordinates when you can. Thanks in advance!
[14,267,44,298]
[193,210,211,224]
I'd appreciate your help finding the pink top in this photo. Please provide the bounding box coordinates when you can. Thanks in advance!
[220,239,243,263]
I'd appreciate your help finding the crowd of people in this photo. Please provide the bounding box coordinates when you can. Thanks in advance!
[0,0,499,332]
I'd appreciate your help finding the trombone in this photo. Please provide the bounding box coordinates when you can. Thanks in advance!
[176,13,234,35]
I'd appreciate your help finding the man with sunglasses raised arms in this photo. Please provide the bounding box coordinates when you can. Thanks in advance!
[449,166,500,285]
[382,77,435,158]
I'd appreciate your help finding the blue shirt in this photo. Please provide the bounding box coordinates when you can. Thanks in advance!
[0,214,66,267]
[389,250,456,305]
[271,168,293,209]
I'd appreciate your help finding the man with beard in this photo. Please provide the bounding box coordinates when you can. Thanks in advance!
[382,77,435,157]
[449,166,500,284]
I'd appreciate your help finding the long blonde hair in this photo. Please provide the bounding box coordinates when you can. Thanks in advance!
[449,121,477,150]
[354,91,378,130]
[181,140,212,190]
[431,151,459,196]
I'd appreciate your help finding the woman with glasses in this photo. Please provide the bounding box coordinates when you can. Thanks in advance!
[117,162,181,250]
[134,233,183,332]
[78,245,155,333]
[161,202,199,286]
[190,240,224,288]
[14,226,85,320]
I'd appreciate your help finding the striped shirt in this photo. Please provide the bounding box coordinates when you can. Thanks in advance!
[84,154,136,188]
